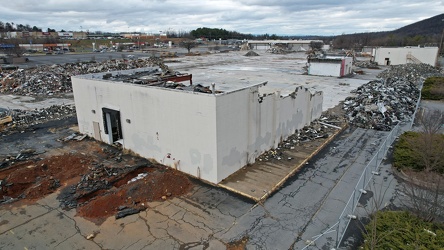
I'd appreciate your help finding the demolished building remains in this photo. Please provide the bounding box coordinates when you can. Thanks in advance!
[308,55,353,77]
[72,68,323,184]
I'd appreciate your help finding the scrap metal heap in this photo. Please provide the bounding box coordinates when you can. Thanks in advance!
[344,63,444,131]
[0,57,172,96]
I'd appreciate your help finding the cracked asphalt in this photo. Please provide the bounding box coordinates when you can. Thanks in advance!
[0,125,397,250]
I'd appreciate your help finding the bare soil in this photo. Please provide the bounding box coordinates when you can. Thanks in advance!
[0,137,193,225]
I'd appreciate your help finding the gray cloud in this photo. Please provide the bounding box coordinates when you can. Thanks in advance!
[0,0,443,35]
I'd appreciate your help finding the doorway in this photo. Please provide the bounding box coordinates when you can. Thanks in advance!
[102,108,123,144]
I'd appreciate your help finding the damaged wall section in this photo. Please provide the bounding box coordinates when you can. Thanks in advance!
[72,69,323,184]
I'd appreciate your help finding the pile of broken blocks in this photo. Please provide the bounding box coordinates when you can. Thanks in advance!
[0,57,171,96]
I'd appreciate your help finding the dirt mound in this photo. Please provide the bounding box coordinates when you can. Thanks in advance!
[76,167,192,224]
[244,51,259,57]
[0,153,94,201]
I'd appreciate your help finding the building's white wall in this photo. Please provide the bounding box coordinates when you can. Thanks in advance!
[374,47,438,66]
[343,57,353,76]
[308,62,342,77]
[72,78,219,183]
[215,86,323,182]
[73,75,323,184]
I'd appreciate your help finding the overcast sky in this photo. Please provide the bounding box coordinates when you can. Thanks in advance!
[1,0,443,36]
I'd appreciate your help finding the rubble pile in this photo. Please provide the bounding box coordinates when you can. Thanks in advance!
[377,63,443,85]
[354,60,379,68]
[266,45,292,54]
[244,51,260,57]
[256,115,343,162]
[1,104,76,131]
[58,163,151,209]
[343,78,420,131]
[0,57,171,96]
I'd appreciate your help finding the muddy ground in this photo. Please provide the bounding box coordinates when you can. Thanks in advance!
[0,117,193,225]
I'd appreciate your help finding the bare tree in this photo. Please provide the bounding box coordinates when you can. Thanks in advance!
[399,109,444,221]
[408,109,444,173]
[309,41,323,51]
[400,172,444,222]
[179,40,198,54]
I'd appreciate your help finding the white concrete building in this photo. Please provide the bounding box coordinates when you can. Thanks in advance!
[308,56,353,77]
[373,46,439,66]
[72,68,323,184]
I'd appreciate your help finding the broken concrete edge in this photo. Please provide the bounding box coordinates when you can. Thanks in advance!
[217,124,349,203]
[258,124,349,203]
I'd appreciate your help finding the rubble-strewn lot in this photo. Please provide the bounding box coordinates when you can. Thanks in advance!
[0,53,441,222]
[0,57,169,96]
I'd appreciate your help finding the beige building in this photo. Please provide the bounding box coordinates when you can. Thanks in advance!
[373,46,439,66]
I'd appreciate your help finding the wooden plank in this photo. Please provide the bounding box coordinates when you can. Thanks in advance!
[0,116,12,125]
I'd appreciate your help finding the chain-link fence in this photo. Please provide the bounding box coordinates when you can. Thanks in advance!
[333,81,423,248]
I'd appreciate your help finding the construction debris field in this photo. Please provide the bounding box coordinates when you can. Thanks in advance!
[1,49,443,249]
[0,118,193,225]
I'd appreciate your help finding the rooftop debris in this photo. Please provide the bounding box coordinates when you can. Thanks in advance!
[0,57,171,96]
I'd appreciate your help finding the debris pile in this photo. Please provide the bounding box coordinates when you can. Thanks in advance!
[354,60,379,68]
[377,63,443,85]
[58,163,151,209]
[244,51,260,57]
[266,45,292,54]
[0,57,171,96]
[343,78,419,131]
[256,113,344,162]
[1,104,76,131]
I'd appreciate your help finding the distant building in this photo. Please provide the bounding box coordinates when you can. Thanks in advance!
[72,68,323,184]
[308,56,353,77]
[373,46,439,66]
[247,40,323,51]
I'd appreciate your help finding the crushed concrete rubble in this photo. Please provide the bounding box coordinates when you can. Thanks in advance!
[0,57,171,96]
[343,78,420,131]
[0,104,76,132]
[267,45,293,54]
[354,60,379,68]
[244,51,260,57]
[256,113,344,162]
[343,63,443,131]
[377,63,443,85]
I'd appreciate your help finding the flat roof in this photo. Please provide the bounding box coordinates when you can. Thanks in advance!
[73,51,380,109]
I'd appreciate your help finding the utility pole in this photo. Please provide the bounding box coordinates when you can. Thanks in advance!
[440,19,444,55]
